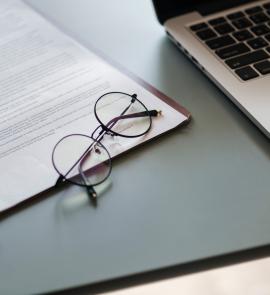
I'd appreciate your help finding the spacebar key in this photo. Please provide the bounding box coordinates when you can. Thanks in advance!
[225,50,269,69]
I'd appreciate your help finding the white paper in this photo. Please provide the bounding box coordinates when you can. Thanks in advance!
[0,0,187,212]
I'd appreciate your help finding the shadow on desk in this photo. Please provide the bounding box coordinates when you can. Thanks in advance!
[0,123,191,221]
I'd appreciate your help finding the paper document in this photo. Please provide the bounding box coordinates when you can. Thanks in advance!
[0,0,188,212]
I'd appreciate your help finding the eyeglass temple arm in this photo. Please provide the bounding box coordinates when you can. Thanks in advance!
[55,174,65,187]
[78,159,97,201]
[106,109,162,128]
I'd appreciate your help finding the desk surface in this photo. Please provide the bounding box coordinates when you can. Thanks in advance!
[0,0,270,294]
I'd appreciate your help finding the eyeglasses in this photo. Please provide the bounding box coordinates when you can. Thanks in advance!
[52,91,162,203]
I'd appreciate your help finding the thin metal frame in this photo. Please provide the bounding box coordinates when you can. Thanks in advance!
[52,92,161,201]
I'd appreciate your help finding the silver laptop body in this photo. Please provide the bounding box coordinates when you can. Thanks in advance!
[159,0,270,137]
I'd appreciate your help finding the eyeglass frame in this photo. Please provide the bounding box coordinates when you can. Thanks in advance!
[52,91,161,202]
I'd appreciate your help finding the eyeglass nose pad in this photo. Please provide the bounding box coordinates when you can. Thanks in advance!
[94,147,101,154]
[131,93,137,103]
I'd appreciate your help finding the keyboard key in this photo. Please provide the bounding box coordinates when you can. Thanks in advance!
[233,29,254,41]
[263,3,270,10]
[245,6,263,15]
[225,50,269,69]
[251,24,270,35]
[265,33,270,41]
[227,11,245,20]
[254,60,270,74]
[209,17,226,26]
[247,37,268,49]
[250,12,269,24]
[216,43,250,59]
[235,66,259,81]
[214,23,235,35]
[232,18,253,29]
[206,35,235,49]
[190,23,208,31]
[196,28,217,40]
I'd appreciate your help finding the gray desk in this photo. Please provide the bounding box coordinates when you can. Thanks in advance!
[0,1,269,294]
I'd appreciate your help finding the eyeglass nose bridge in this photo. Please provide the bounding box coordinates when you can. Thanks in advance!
[93,124,116,139]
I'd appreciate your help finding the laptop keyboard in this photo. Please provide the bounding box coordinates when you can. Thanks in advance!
[189,2,270,81]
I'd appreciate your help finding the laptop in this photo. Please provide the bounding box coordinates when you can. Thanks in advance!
[153,0,270,138]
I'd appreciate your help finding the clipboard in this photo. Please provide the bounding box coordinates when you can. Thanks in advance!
[0,0,191,213]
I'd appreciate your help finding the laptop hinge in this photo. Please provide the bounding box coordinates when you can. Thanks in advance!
[153,0,255,24]
[198,0,255,16]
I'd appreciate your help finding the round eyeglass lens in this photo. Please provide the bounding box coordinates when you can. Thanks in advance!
[94,92,152,138]
[52,134,111,187]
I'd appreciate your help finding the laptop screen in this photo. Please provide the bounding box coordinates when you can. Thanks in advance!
[153,0,254,24]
